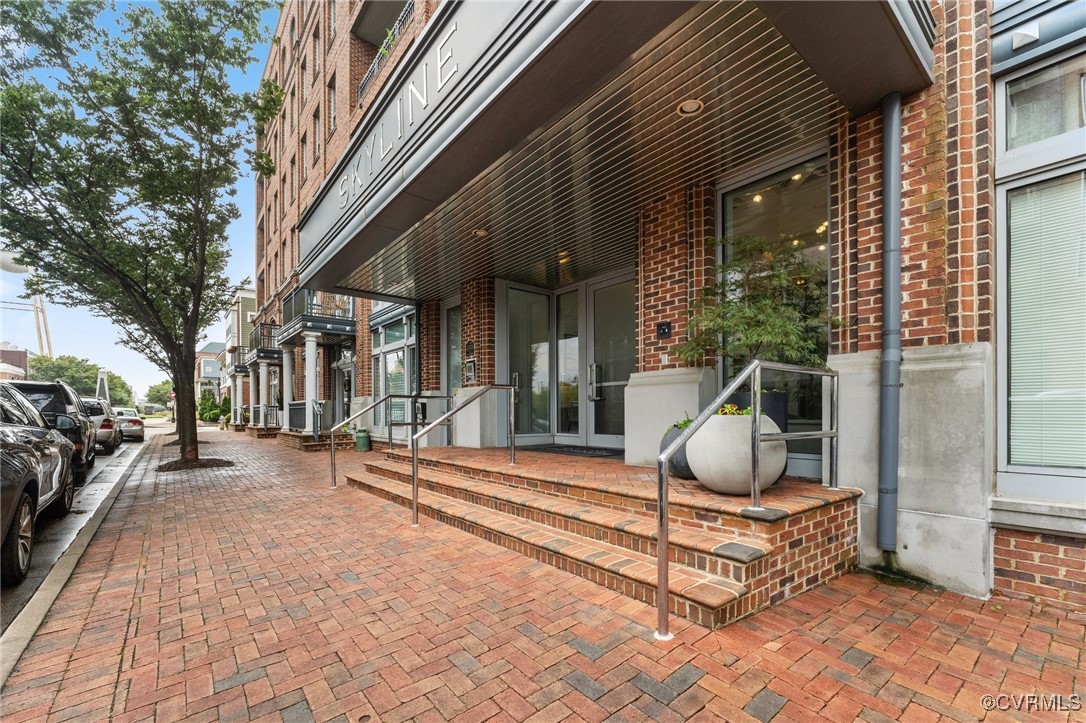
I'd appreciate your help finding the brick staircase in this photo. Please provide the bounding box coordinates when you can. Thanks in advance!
[345,448,860,630]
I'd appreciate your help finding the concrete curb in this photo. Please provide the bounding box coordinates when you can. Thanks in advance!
[0,440,152,688]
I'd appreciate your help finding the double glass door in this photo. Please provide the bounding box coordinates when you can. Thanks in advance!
[508,275,635,448]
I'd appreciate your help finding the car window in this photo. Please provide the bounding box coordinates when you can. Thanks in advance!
[9,389,48,427]
[0,386,32,426]
[12,386,67,414]
[82,399,105,416]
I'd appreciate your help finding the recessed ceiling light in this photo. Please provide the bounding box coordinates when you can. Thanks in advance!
[818,244,827,251]
[676,99,704,117]
[471,228,489,237]
[752,193,763,203]
[791,173,803,181]
[792,239,800,246]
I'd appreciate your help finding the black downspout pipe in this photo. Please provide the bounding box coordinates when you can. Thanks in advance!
[877,92,903,552]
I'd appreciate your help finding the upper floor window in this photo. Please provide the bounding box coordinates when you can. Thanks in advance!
[328,1,336,39]
[300,59,307,102]
[328,77,337,132]
[300,135,308,178]
[313,108,321,162]
[313,26,320,76]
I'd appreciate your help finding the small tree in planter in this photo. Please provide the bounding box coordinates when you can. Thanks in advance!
[672,236,830,493]
[674,235,829,372]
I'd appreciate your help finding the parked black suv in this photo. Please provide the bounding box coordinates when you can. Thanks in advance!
[8,380,96,482]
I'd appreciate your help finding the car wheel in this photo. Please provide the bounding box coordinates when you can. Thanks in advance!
[50,468,75,517]
[1,491,35,586]
[101,443,115,456]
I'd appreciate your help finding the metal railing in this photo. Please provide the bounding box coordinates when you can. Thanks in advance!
[411,385,516,526]
[654,359,839,641]
[261,404,279,429]
[356,0,415,105]
[248,324,280,350]
[282,288,355,326]
[328,393,452,489]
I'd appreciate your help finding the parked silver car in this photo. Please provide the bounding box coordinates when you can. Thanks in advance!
[81,398,123,455]
[1,382,76,586]
[113,407,145,442]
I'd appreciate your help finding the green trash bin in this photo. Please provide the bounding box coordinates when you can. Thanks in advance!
[355,429,371,452]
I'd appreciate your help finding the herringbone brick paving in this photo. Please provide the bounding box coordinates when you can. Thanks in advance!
[1,430,1082,722]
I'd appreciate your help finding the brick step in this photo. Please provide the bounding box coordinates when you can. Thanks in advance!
[347,473,751,629]
[384,450,800,537]
[246,427,281,439]
[363,458,771,584]
[278,431,354,452]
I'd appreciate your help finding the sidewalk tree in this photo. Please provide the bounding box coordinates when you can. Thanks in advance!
[0,0,281,461]
[146,380,173,408]
[27,354,134,406]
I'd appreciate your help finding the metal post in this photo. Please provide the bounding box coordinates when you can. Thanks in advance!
[508,387,516,465]
[330,431,337,488]
[830,373,840,489]
[387,397,393,451]
[654,459,672,641]
[411,435,420,527]
[750,365,763,510]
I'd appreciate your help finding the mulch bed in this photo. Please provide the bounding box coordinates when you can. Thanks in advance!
[156,458,235,472]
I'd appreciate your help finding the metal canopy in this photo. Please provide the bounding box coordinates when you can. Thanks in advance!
[332,1,849,302]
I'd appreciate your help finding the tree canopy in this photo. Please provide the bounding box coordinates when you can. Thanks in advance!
[146,379,173,407]
[27,354,135,406]
[1,0,281,460]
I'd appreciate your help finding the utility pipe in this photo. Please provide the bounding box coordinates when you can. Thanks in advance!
[877,92,903,551]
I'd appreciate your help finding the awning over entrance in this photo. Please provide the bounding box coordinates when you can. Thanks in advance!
[297,0,935,302]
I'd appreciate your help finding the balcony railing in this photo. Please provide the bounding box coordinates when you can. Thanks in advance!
[282,288,355,326]
[356,0,414,106]
[230,346,250,371]
[249,323,280,351]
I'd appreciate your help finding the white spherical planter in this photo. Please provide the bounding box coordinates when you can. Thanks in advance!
[686,415,787,495]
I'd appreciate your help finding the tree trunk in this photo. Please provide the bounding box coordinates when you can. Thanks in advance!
[173,359,199,462]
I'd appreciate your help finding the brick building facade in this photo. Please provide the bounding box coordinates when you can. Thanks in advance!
[250,1,1084,611]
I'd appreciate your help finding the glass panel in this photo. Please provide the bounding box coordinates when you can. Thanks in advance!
[386,349,407,424]
[557,291,580,434]
[724,157,830,452]
[1008,171,1086,468]
[508,288,550,434]
[385,320,406,344]
[592,281,635,438]
[447,306,462,398]
[1007,54,1086,151]
[372,356,382,426]
[371,330,380,349]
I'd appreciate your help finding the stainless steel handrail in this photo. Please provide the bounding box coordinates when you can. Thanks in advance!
[410,384,516,527]
[653,359,840,641]
[328,393,453,488]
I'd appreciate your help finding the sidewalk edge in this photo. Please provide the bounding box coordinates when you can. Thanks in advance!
[0,441,152,687]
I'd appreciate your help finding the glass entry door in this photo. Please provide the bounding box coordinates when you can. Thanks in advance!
[587,278,635,448]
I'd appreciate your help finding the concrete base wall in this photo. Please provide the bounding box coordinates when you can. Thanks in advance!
[830,342,995,597]
[452,387,501,448]
[624,368,718,467]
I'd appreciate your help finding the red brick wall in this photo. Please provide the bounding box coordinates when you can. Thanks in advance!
[830,1,993,354]
[993,528,1085,609]
[354,297,372,397]
[636,185,716,373]
[418,300,442,392]
[461,278,495,386]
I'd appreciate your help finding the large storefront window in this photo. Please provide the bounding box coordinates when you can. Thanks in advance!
[371,312,416,432]
[722,156,829,475]
[997,49,1086,503]
[1007,172,1086,469]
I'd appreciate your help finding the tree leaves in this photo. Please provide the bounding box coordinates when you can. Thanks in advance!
[1,0,279,459]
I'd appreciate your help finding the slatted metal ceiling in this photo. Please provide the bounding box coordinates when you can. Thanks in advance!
[337,1,846,301]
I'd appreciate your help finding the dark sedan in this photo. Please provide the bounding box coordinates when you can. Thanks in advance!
[0,383,77,586]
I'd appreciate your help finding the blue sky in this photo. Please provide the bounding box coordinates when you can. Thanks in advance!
[0,4,279,400]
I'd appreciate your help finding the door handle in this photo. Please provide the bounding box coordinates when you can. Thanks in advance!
[511,372,519,405]
[588,364,603,401]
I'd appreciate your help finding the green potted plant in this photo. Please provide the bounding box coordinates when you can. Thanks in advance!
[660,414,695,479]
[674,235,830,429]
[672,236,830,493]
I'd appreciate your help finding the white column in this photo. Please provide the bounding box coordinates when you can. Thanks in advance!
[303,332,320,434]
[280,345,294,430]
[248,365,258,427]
[235,374,243,425]
[258,360,269,428]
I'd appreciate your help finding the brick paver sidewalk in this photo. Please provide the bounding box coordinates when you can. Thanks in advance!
[1,431,1082,722]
